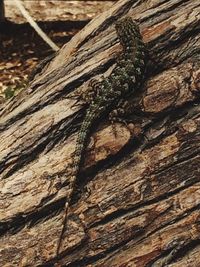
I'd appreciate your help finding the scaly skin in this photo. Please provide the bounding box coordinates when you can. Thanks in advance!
[57,16,147,254]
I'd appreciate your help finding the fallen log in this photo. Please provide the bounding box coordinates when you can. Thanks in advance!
[0,0,200,266]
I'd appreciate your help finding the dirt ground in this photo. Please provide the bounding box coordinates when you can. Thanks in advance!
[0,20,86,103]
[0,0,114,104]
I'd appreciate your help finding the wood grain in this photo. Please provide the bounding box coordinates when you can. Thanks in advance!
[0,0,200,266]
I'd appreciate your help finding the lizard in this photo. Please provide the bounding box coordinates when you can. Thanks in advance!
[57,16,147,255]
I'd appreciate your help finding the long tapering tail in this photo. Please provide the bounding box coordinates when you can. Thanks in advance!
[57,105,101,255]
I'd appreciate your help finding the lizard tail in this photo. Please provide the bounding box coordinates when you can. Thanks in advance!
[72,105,100,178]
[57,105,100,255]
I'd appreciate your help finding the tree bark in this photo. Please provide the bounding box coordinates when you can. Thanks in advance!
[4,0,115,24]
[1,0,200,266]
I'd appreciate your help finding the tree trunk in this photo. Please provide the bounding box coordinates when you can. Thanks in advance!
[1,0,200,266]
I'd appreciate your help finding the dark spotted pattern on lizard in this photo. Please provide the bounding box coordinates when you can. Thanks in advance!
[57,16,147,254]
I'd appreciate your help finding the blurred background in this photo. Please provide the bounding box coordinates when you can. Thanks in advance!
[0,0,115,103]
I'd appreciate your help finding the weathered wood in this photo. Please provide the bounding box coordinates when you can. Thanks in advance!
[1,0,200,266]
[4,0,115,23]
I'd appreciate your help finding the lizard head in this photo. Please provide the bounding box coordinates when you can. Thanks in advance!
[115,16,141,49]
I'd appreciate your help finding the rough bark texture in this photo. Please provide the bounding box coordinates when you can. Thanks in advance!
[4,0,115,23]
[1,0,200,266]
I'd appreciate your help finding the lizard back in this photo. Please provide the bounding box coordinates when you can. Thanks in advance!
[71,17,147,179]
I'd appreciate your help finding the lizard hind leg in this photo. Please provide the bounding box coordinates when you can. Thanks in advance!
[70,77,102,107]
[82,78,102,103]
[109,98,143,138]
[109,99,130,136]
